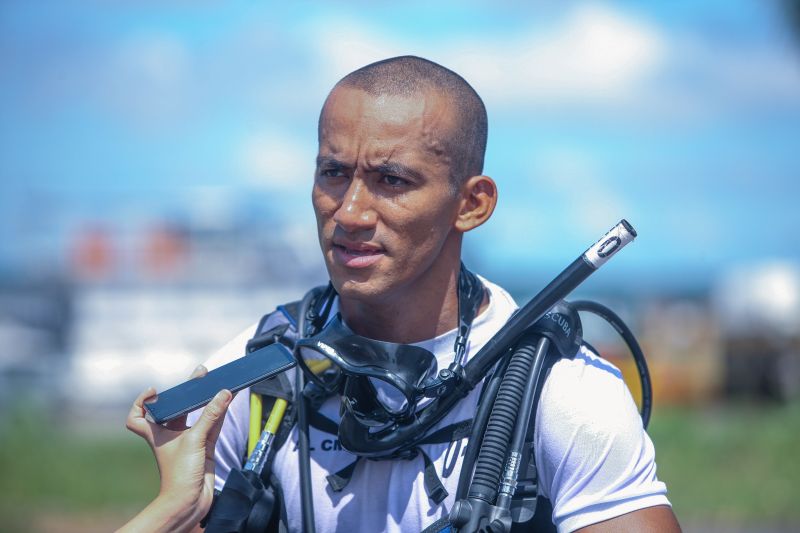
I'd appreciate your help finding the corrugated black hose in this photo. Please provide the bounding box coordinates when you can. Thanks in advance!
[466,334,540,504]
[455,352,511,501]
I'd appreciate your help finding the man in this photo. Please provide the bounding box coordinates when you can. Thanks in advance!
[129,56,680,532]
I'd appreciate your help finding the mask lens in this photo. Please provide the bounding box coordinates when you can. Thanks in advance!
[297,346,341,392]
[368,377,409,415]
[344,377,399,426]
[346,398,390,427]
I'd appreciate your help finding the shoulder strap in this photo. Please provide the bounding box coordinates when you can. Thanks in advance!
[242,306,302,485]
[243,286,335,477]
[245,298,306,400]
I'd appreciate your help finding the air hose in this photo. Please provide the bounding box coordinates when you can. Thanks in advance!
[451,300,652,532]
[456,354,511,501]
[466,334,541,504]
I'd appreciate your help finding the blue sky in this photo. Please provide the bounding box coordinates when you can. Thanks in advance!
[1,1,799,290]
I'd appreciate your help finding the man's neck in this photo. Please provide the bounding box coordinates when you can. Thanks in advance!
[338,265,461,344]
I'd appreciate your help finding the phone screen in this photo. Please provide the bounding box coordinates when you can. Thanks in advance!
[143,342,296,424]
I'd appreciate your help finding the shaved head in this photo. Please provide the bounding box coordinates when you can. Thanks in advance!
[320,56,488,189]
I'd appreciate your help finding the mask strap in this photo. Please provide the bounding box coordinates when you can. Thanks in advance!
[307,282,337,334]
[453,263,485,368]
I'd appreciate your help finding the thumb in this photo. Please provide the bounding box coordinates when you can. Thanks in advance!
[191,389,232,442]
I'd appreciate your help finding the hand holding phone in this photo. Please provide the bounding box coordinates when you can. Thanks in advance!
[121,369,233,533]
[143,342,296,424]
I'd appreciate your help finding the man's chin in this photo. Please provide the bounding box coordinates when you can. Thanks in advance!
[330,276,387,303]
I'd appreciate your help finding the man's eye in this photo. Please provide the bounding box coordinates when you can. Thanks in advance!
[320,168,345,178]
[382,174,409,187]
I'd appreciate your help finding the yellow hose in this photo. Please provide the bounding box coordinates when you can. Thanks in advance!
[247,357,333,455]
[265,398,288,434]
[248,393,263,456]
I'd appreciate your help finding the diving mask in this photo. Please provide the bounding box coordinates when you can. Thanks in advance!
[293,265,485,429]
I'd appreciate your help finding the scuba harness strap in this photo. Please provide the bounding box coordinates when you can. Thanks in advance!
[245,292,323,480]
[300,403,471,505]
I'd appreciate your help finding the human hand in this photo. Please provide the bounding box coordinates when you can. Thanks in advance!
[118,366,232,532]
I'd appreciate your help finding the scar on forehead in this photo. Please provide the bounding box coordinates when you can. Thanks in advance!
[424,133,449,158]
[419,97,456,160]
[382,147,397,162]
[415,125,452,163]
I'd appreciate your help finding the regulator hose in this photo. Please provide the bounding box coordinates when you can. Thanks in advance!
[456,352,511,501]
[467,334,540,504]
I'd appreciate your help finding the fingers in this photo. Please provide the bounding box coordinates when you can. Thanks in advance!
[163,366,209,431]
[126,365,216,437]
[126,386,157,435]
[205,394,231,453]
[191,389,232,445]
[133,386,158,410]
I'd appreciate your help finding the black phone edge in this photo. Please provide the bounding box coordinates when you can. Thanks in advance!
[143,359,297,425]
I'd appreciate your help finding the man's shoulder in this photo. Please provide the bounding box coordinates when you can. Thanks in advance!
[539,345,637,434]
[534,344,646,487]
[535,345,669,530]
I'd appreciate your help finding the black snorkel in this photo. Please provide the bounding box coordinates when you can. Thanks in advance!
[338,220,638,458]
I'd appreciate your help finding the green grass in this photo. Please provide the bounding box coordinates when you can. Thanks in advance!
[1,401,799,530]
[0,407,159,532]
[649,402,800,526]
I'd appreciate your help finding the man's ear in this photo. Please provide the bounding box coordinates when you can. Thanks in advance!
[454,175,497,233]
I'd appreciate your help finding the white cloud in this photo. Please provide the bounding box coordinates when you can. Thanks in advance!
[445,3,666,106]
[309,19,410,88]
[237,132,316,192]
[181,186,238,231]
[312,3,666,108]
[532,147,629,235]
[309,2,800,122]
[117,33,189,89]
[96,32,194,126]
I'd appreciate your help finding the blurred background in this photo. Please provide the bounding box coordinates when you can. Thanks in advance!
[1,1,799,531]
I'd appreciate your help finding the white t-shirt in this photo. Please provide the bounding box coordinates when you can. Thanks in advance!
[190,278,670,532]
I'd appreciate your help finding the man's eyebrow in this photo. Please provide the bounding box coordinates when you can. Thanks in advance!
[316,156,349,169]
[374,161,424,182]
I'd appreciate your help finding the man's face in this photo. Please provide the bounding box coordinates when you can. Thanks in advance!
[313,86,463,303]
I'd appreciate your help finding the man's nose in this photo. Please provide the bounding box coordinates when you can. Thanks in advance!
[332,177,377,232]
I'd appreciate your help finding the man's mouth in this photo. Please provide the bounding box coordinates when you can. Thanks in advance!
[332,243,385,269]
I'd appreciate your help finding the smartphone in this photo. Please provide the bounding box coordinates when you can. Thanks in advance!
[144,342,296,424]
